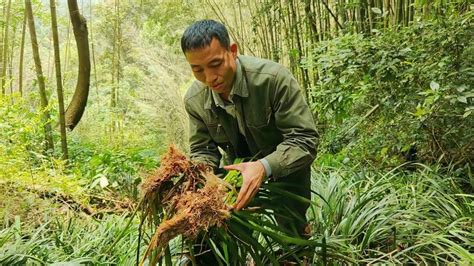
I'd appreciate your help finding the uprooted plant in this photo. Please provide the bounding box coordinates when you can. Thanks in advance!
[137,146,331,265]
[138,145,231,265]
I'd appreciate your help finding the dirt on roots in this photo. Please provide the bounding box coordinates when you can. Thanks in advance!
[139,146,231,265]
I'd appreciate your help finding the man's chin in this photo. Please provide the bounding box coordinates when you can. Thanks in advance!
[210,86,227,94]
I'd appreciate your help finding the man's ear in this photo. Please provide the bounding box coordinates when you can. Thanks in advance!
[230,43,238,58]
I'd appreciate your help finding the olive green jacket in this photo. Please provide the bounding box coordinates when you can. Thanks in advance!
[184,55,318,178]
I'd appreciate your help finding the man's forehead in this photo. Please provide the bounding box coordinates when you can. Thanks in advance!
[185,40,227,65]
[189,58,222,67]
[186,38,227,53]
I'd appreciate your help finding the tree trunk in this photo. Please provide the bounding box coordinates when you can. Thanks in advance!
[110,0,121,132]
[62,22,70,85]
[289,0,309,97]
[272,1,281,62]
[50,0,68,160]
[116,0,122,133]
[359,0,368,34]
[368,0,375,33]
[315,0,324,40]
[321,0,343,32]
[397,0,404,25]
[46,33,52,82]
[304,0,319,41]
[25,0,54,151]
[0,0,4,91]
[110,0,117,109]
[8,21,16,94]
[90,0,99,96]
[422,0,430,19]
[1,0,11,94]
[18,9,26,96]
[64,0,91,131]
[237,0,246,54]
[408,0,414,24]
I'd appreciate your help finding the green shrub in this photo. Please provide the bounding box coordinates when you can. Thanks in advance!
[305,11,473,168]
[69,142,159,200]
[0,94,88,228]
[0,94,47,172]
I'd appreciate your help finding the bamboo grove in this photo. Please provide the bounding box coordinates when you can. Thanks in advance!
[0,0,470,160]
[0,0,91,159]
[207,0,470,95]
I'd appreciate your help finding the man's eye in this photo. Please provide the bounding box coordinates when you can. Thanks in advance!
[210,62,221,68]
[193,68,203,73]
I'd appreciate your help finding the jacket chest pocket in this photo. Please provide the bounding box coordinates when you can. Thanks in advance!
[207,123,229,144]
[246,106,272,129]
[203,110,228,144]
[246,106,280,151]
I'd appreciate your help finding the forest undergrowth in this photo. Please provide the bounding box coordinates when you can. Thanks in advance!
[1,4,473,265]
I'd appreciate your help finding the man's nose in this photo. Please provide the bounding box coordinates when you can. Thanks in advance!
[204,69,217,85]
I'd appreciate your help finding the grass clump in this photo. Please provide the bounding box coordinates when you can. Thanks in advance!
[0,214,143,265]
[309,163,474,264]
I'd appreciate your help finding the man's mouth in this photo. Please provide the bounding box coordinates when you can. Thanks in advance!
[212,83,224,90]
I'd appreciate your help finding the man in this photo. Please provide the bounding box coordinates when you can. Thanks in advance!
[182,19,318,235]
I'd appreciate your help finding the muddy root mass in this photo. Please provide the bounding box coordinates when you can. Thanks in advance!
[139,146,231,264]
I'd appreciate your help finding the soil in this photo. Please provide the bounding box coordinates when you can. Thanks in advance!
[139,146,231,265]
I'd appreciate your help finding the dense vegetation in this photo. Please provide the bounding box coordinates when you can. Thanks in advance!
[0,0,472,264]
[310,12,473,169]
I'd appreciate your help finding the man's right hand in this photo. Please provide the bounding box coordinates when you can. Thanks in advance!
[224,161,266,211]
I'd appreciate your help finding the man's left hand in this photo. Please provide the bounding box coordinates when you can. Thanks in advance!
[224,161,266,211]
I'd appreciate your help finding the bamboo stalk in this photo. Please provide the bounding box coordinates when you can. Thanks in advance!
[25,0,54,151]
[50,0,69,160]
[18,9,26,96]
[1,0,11,94]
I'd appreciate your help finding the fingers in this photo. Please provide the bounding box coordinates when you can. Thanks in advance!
[224,163,240,171]
[230,162,266,211]
[234,190,255,210]
[235,185,258,210]
[234,180,260,210]
[234,184,249,210]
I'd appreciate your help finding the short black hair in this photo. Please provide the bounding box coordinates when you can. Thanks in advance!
[181,19,230,53]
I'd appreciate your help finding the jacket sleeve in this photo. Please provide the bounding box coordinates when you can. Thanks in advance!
[184,101,221,169]
[263,67,319,178]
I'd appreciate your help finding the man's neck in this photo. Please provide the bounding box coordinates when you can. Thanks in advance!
[220,91,231,102]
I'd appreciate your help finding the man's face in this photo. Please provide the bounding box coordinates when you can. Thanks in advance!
[185,38,238,95]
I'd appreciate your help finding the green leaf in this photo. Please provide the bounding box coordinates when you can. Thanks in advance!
[414,105,429,117]
[227,220,276,264]
[430,81,440,91]
[99,176,109,188]
[457,96,467,104]
[371,7,382,14]
[463,110,472,118]
[207,238,227,264]
[89,155,102,167]
[231,215,322,247]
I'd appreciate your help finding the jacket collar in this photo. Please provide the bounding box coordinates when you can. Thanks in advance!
[204,58,248,110]
[232,58,249,98]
